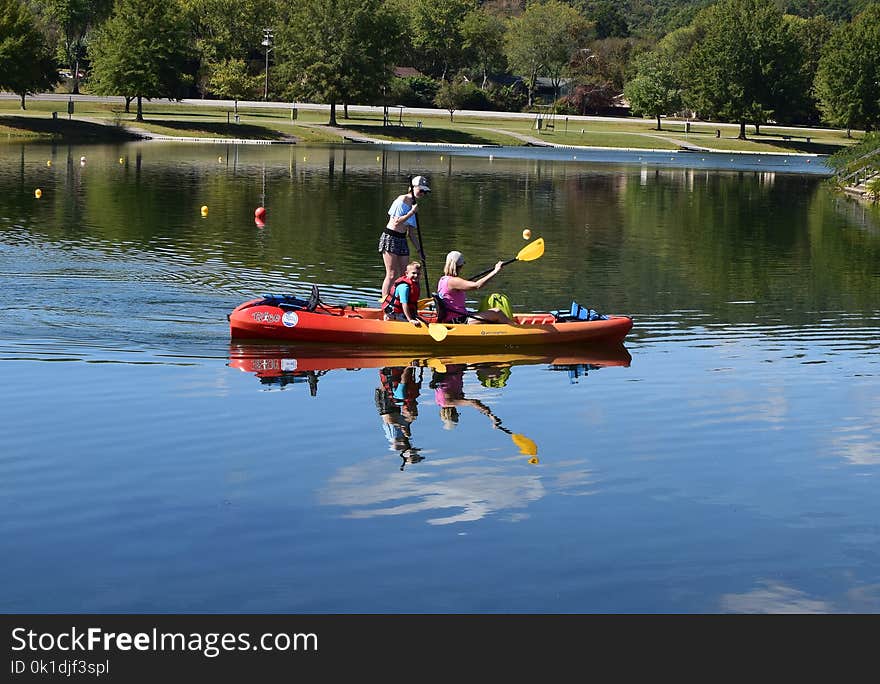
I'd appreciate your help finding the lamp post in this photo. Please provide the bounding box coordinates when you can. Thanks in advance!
[261,28,274,101]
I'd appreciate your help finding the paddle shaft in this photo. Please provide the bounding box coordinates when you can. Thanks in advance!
[410,184,431,295]
[470,257,517,281]
[468,238,544,281]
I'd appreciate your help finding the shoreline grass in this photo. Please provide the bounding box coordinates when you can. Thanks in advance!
[0,97,863,154]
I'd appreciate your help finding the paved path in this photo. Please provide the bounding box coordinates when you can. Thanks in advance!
[2,92,849,138]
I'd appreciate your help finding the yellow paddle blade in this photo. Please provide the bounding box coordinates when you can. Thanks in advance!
[512,433,538,456]
[428,323,448,342]
[528,456,540,465]
[426,357,447,373]
[516,237,544,262]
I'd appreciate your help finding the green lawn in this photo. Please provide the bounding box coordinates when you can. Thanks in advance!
[0,97,863,154]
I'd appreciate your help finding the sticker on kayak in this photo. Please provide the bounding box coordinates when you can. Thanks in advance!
[281,311,299,327]
[281,358,298,372]
[252,312,280,323]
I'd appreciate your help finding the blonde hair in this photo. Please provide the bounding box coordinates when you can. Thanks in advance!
[406,260,421,273]
[439,406,459,429]
[443,251,464,277]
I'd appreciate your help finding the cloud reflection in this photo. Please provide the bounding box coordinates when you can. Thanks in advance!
[319,455,546,525]
[720,581,831,614]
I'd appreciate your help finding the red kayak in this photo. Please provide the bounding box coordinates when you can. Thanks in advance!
[229,294,633,348]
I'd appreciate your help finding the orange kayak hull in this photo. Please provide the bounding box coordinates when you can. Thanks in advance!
[228,298,633,347]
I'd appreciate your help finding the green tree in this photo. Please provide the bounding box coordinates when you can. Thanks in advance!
[0,0,58,109]
[815,3,880,132]
[180,0,277,96]
[207,58,258,113]
[504,0,593,107]
[434,77,474,120]
[581,0,630,38]
[576,36,639,93]
[409,0,475,81]
[685,0,802,138]
[87,0,194,121]
[782,14,834,124]
[460,8,506,89]
[44,0,112,94]
[624,50,682,129]
[274,0,401,126]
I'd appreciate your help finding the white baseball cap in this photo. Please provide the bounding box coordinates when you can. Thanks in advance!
[411,175,431,192]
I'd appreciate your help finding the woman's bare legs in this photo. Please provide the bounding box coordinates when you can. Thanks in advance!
[381,252,408,300]
[467,308,513,325]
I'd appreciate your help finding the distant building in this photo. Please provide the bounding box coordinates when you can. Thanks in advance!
[534,77,573,102]
[393,66,426,79]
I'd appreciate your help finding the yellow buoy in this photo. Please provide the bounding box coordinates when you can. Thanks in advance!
[522,228,531,240]
[119,158,124,164]
[218,156,223,163]
[34,188,42,198]
[200,205,208,216]
[46,160,52,167]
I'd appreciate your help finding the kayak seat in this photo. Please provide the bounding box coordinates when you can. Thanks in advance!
[306,285,320,312]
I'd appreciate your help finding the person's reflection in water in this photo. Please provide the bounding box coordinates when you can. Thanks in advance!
[431,363,497,430]
[430,363,539,462]
[375,364,424,469]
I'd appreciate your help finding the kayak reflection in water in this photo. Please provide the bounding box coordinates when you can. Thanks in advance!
[430,363,539,461]
[375,364,425,470]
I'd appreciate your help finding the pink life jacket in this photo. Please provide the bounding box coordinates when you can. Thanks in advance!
[437,276,467,323]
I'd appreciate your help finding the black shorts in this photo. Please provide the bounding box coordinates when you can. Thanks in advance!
[378,229,409,256]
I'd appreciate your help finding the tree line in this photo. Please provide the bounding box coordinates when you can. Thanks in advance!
[0,0,878,133]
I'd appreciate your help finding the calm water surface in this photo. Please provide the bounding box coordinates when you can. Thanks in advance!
[1,142,879,613]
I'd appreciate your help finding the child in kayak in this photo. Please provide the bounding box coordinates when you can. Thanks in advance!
[382,261,422,325]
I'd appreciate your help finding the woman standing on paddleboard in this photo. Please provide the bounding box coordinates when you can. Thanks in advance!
[379,176,430,300]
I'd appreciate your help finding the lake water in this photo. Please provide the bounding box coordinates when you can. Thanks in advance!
[2,142,879,613]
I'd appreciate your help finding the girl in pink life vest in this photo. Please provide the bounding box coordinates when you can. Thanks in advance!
[436,251,512,325]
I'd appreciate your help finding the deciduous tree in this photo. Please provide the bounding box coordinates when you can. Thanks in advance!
[815,4,880,132]
[0,0,58,109]
[624,50,682,129]
[409,0,475,81]
[180,0,277,96]
[684,0,801,138]
[275,0,401,126]
[87,0,194,121]
[208,58,259,113]
[504,0,593,107]
[461,8,506,89]
[44,0,112,94]
[434,77,474,121]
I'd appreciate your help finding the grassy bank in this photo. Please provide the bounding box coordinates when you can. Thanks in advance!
[0,97,862,154]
